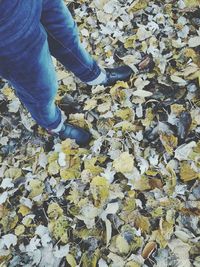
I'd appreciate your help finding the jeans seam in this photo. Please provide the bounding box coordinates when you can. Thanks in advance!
[43,25,100,80]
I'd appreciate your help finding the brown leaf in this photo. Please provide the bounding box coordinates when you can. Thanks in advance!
[142,241,157,259]
[0,205,6,219]
[149,178,163,189]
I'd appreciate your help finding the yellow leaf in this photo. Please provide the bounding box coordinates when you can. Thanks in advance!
[151,207,164,218]
[134,214,150,233]
[48,152,58,163]
[126,262,141,267]
[81,250,100,267]
[184,0,200,7]
[69,113,87,128]
[116,235,130,254]
[151,230,168,248]
[92,250,100,267]
[160,134,178,155]
[115,108,134,121]
[4,167,22,179]
[194,141,200,153]
[0,205,7,219]
[60,167,80,180]
[165,163,177,195]
[61,139,79,155]
[184,48,197,59]
[110,81,129,91]
[90,176,109,205]
[84,99,97,111]
[84,157,103,175]
[91,176,109,187]
[107,252,125,266]
[66,254,77,267]
[48,215,69,241]
[128,0,148,12]
[145,170,158,176]
[110,81,128,101]
[124,35,137,49]
[160,219,174,240]
[22,216,34,227]
[141,108,154,127]
[114,121,136,132]
[97,101,111,113]
[131,175,151,191]
[182,65,199,77]
[171,104,185,115]
[48,161,60,175]
[166,209,175,224]
[180,161,199,182]
[18,205,30,216]
[2,86,15,100]
[15,225,25,236]
[61,233,68,243]
[8,215,19,230]
[29,179,44,198]
[186,69,200,82]
[113,152,134,173]
[66,188,80,204]
[47,203,63,219]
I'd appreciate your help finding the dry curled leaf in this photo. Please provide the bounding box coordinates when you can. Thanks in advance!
[142,241,157,259]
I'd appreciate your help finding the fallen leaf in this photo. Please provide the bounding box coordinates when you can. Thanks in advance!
[116,235,130,254]
[168,239,191,267]
[132,90,153,98]
[142,241,157,259]
[180,161,199,181]
[113,152,134,173]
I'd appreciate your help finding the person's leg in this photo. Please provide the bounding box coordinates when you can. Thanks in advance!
[0,0,62,130]
[40,0,134,86]
[3,32,62,130]
[0,0,91,146]
[9,38,63,131]
[41,0,104,83]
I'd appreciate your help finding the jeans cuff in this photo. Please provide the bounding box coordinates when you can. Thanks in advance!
[46,109,67,130]
[79,61,102,83]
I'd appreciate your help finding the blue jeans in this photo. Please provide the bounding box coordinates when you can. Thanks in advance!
[0,0,101,129]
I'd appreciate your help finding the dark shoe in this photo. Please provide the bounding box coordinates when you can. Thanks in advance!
[48,123,91,146]
[59,94,81,116]
[102,65,133,87]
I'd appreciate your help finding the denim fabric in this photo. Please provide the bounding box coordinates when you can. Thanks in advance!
[0,0,101,129]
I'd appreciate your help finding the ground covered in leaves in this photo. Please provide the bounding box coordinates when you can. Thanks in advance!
[1,0,200,266]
